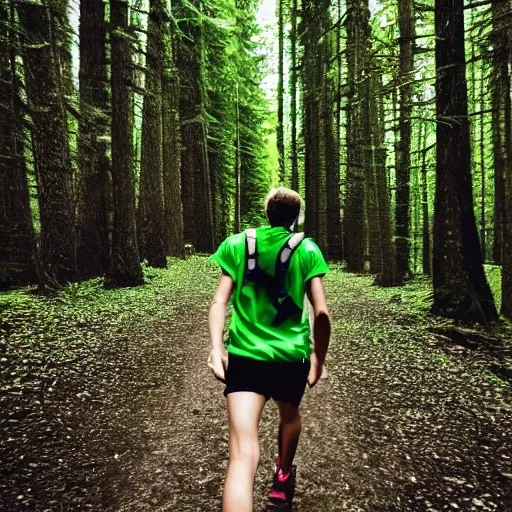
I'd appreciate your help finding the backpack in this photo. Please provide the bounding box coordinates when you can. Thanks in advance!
[244,228,305,326]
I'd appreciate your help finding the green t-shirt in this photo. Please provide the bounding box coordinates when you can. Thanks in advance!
[210,226,329,362]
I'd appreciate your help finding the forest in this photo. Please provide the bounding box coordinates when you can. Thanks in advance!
[0,0,511,325]
[1,1,512,509]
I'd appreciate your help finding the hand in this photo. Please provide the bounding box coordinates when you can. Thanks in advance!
[307,353,327,388]
[207,347,228,382]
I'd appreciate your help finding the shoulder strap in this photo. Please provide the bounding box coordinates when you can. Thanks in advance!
[274,232,305,296]
[245,228,257,278]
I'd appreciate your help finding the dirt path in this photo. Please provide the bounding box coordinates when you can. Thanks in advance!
[1,261,511,511]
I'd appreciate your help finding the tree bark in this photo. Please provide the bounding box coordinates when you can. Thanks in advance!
[324,7,342,260]
[491,0,508,265]
[421,139,432,276]
[395,0,415,282]
[108,0,143,286]
[138,0,167,268]
[234,83,241,234]
[302,0,330,251]
[493,0,512,318]
[479,62,486,261]
[0,0,38,287]
[162,0,184,257]
[290,0,299,192]
[277,0,285,184]
[373,72,396,286]
[433,0,497,323]
[365,72,380,276]
[77,0,110,279]
[177,0,214,252]
[343,0,369,272]
[18,0,77,292]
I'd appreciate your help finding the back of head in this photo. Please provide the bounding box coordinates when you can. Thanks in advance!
[264,187,303,230]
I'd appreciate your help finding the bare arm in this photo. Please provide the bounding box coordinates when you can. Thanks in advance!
[306,276,331,386]
[207,273,233,381]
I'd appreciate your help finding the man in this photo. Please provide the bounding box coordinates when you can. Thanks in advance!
[208,187,331,511]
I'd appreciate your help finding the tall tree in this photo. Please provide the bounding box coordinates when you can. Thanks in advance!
[302,0,338,253]
[490,0,508,265]
[77,0,110,278]
[108,0,143,286]
[490,0,512,318]
[176,0,214,252]
[369,69,396,285]
[289,0,299,192]
[433,0,497,323]
[302,0,321,243]
[421,141,432,276]
[0,0,37,286]
[324,10,342,259]
[277,0,285,184]
[161,0,184,257]
[502,145,512,318]
[18,0,77,291]
[395,0,415,281]
[203,0,237,243]
[343,0,369,272]
[138,0,167,268]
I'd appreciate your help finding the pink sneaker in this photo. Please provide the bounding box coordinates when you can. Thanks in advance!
[268,463,296,504]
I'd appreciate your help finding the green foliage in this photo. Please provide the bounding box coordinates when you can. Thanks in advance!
[0,258,220,363]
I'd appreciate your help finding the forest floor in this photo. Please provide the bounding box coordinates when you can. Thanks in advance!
[1,257,512,512]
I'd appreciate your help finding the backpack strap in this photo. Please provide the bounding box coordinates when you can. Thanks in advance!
[274,232,305,297]
[244,228,258,281]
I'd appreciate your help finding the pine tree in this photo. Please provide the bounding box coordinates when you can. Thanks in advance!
[108,0,143,286]
[77,0,110,279]
[343,0,369,272]
[161,0,184,257]
[433,0,497,323]
[0,0,37,286]
[18,0,77,291]
[138,0,167,268]
[395,0,415,281]
[176,0,215,251]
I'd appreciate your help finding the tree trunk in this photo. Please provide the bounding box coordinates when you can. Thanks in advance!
[77,0,110,279]
[0,0,38,287]
[108,0,143,286]
[18,0,77,292]
[138,0,167,268]
[162,0,184,258]
[324,9,342,260]
[177,0,214,252]
[502,86,512,318]
[302,0,330,252]
[421,141,432,276]
[364,73,380,275]
[48,0,73,100]
[343,0,369,272]
[479,64,486,262]
[491,0,508,265]
[234,83,241,234]
[277,0,285,184]
[395,0,414,282]
[495,0,512,318]
[302,0,320,240]
[290,0,299,192]
[372,71,396,286]
[433,0,497,323]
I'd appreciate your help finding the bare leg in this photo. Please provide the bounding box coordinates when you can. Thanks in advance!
[223,392,266,512]
[276,401,302,474]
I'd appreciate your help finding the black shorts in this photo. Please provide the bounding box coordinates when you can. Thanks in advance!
[224,354,311,407]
